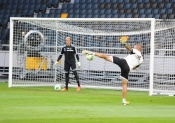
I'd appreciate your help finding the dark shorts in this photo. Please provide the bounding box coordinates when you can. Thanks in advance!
[64,62,76,73]
[113,56,130,80]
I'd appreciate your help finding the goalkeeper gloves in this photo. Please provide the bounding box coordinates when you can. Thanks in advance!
[120,36,129,46]
[77,62,81,67]
[55,61,58,66]
[82,50,94,55]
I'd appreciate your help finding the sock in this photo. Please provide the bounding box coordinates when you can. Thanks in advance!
[122,98,126,103]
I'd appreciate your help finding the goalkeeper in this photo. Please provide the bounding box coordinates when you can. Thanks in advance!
[82,36,143,105]
[55,37,81,91]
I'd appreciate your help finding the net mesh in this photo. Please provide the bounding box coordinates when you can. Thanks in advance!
[10,19,151,91]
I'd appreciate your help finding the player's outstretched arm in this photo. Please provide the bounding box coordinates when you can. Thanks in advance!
[119,36,132,52]
[124,44,132,52]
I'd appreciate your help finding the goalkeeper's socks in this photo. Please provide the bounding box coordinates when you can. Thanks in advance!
[122,98,129,105]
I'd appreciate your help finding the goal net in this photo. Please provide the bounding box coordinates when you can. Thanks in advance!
[9,18,175,96]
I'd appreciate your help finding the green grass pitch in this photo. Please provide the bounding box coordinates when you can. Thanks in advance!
[0,82,175,123]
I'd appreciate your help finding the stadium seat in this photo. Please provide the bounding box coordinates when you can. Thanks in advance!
[5,4,12,10]
[34,4,40,13]
[143,0,149,3]
[154,14,160,19]
[99,0,105,3]
[132,8,138,14]
[86,14,93,18]
[112,9,118,15]
[54,13,61,18]
[105,3,111,9]
[172,0,175,2]
[159,9,166,14]
[27,10,34,17]
[99,3,105,9]
[99,14,105,18]
[29,0,36,4]
[145,9,152,14]
[112,14,119,18]
[92,14,98,18]
[21,10,28,17]
[73,4,80,10]
[131,3,137,9]
[79,14,86,18]
[52,0,59,8]
[99,10,105,15]
[138,3,144,9]
[74,9,80,14]
[137,0,143,3]
[86,9,92,14]
[48,13,55,18]
[152,9,159,15]
[49,9,55,14]
[118,3,124,9]
[80,4,86,10]
[47,0,53,8]
[79,0,86,3]
[144,3,151,9]
[92,0,98,4]
[118,0,124,3]
[168,14,175,19]
[165,3,171,9]
[92,9,98,14]
[172,3,175,8]
[0,18,8,27]
[164,0,170,2]
[158,3,165,9]
[111,0,117,3]
[151,3,157,8]
[147,14,154,18]
[124,0,130,3]
[119,14,125,18]
[55,9,61,14]
[105,14,112,18]
[124,3,131,9]
[126,14,132,18]
[12,0,18,4]
[138,9,145,15]
[166,9,173,14]
[86,4,92,9]
[130,0,136,3]
[132,14,139,18]
[139,14,146,18]
[111,4,118,9]
[160,14,168,19]
[125,9,131,14]
[119,9,124,14]
[149,0,156,3]
[73,14,80,18]
[105,9,112,15]
[86,0,92,4]
[42,13,48,18]
[92,4,98,9]
[7,0,13,4]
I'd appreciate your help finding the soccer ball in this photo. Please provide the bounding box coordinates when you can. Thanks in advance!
[86,54,94,61]
[54,84,61,91]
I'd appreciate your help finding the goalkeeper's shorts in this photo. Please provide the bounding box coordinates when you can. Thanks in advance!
[112,56,130,81]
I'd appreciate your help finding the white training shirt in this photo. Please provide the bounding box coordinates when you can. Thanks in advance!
[124,49,143,70]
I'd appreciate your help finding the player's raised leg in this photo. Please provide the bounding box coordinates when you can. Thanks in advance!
[82,50,112,62]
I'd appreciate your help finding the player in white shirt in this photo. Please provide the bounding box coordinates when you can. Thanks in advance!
[82,39,143,105]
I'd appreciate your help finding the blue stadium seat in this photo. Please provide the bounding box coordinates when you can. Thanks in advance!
[92,14,98,18]
[73,4,80,9]
[62,4,68,10]
[93,9,98,14]
[118,0,124,4]
[86,0,92,4]
[80,4,86,9]
[48,13,55,18]
[131,3,137,9]
[172,0,175,2]
[92,0,98,4]
[47,0,53,7]
[7,0,13,4]
[159,9,166,14]
[130,0,136,3]
[0,0,7,4]
[165,3,171,9]
[80,9,86,14]
[112,9,118,14]
[11,4,18,10]
[73,14,80,18]
[119,14,125,18]
[34,4,40,13]
[54,13,61,18]
[74,9,80,14]
[112,14,119,18]
[15,14,21,17]
[110,0,117,3]
[21,10,28,16]
[99,0,105,3]
[126,14,132,18]
[55,9,61,14]
[166,9,173,14]
[23,0,30,4]
[143,0,149,3]
[52,0,59,8]
[145,9,152,14]
[29,0,35,4]
[150,0,156,3]
[105,14,112,18]
[79,14,86,18]
[12,0,18,4]
[86,4,92,9]
[74,0,80,3]
[35,0,41,4]
[152,9,159,15]
[67,9,73,14]
[138,9,145,14]
[156,0,163,3]
[28,4,35,10]
[147,14,154,18]
[105,9,112,15]
[0,18,8,27]
[99,10,105,15]
[5,5,12,10]
[86,14,93,18]
[86,9,92,14]
[49,9,55,14]
[124,3,131,9]
[80,0,86,3]
[42,13,48,18]
[124,0,129,3]
[139,14,146,18]
[92,4,98,9]
[27,10,34,17]
[39,4,47,12]
[137,0,143,3]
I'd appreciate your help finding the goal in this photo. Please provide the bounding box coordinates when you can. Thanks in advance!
[8,18,175,96]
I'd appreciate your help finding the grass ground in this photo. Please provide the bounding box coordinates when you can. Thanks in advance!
[0,82,175,123]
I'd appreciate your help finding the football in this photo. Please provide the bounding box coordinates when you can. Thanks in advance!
[86,54,94,61]
[54,84,61,91]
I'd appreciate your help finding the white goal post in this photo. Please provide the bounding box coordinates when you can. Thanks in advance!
[8,18,175,96]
